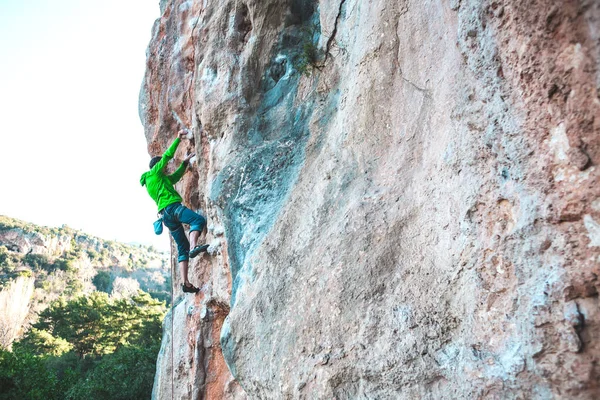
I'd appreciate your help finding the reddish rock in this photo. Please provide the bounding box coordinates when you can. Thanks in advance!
[140,0,600,398]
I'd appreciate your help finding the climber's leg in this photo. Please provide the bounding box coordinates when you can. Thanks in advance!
[173,204,208,258]
[174,204,206,238]
[170,229,199,293]
[179,260,199,293]
[162,209,198,293]
[190,230,200,249]
[166,223,190,263]
[169,225,194,284]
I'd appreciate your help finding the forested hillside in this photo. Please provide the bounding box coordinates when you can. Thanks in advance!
[0,215,172,399]
[0,215,170,347]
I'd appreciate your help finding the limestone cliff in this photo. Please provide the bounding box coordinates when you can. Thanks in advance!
[141,0,600,398]
[0,276,34,349]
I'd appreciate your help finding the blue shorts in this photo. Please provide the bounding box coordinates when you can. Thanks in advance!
[161,203,206,262]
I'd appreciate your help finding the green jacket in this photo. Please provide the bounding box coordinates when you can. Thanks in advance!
[140,138,187,211]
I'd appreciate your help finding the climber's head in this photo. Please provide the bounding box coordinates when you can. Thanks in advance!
[149,156,162,169]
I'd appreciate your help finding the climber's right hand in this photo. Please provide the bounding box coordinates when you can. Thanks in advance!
[177,129,188,139]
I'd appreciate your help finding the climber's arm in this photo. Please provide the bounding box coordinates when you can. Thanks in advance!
[168,163,187,184]
[150,137,181,174]
[149,130,190,174]
[168,153,195,184]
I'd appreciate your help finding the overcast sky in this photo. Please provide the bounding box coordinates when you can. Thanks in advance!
[0,0,171,251]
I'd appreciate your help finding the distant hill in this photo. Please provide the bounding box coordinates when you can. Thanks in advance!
[0,215,171,348]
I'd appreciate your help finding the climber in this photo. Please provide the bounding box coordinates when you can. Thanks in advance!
[140,129,209,294]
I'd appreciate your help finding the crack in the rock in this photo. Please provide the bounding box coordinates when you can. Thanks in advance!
[401,76,428,94]
[189,5,201,130]
[393,18,401,75]
[393,3,409,77]
[323,0,347,63]
[398,68,431,98]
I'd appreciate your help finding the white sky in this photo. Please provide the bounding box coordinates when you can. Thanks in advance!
[0,0,171,251]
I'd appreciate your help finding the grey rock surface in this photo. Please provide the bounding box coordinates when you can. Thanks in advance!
[141,0,600,398]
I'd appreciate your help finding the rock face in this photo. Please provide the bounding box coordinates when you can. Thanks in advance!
[140,0,600,398]
[0,276,34,349]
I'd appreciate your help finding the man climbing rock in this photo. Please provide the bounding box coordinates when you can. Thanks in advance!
[140,129,208,294]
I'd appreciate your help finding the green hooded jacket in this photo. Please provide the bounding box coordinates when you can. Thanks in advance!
[140,138,187,211]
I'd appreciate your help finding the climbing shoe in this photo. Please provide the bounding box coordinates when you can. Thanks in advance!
[189,244,209,258]
[182,283,200,294]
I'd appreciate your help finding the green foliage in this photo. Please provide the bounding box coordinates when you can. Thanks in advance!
[92,271,112,293]
[0,346,80,400]
[0,216,163,272]
[64,280,83,297]
[52,257,72,273]
[65,344,159,400]
[0,290,166,399]
[292,24,323,76]
[0,215,61,237]
[0,215,170,395]
[0,247,27,288]
[295,41,321,76]
[0,246,20,272]
[35,292,165,357]
[0,246,12,268]
[16,270,32,279]
[24,253,53,271]
[14,329,72,357]
[86,250,99,261]
[0,348,58,399]
[53,246,82,274]
[20,246,83,276]
[98,248,110,264]
[147,289,171,305]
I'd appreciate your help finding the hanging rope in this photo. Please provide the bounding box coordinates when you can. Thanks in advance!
[171,257,175,400]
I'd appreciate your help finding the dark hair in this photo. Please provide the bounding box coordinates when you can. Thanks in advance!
[149,156,162,169]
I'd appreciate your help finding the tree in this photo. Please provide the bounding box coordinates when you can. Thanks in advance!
[23,253,52,271]
[64,344,159,400]
[0,347,74,400]
[0,290,165,399]
[34,292,165,357]
[35,294,105,357]
[14,329,72,357]
[0,246,14,270]
[92,271,112,293]
[100,292,165,349]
